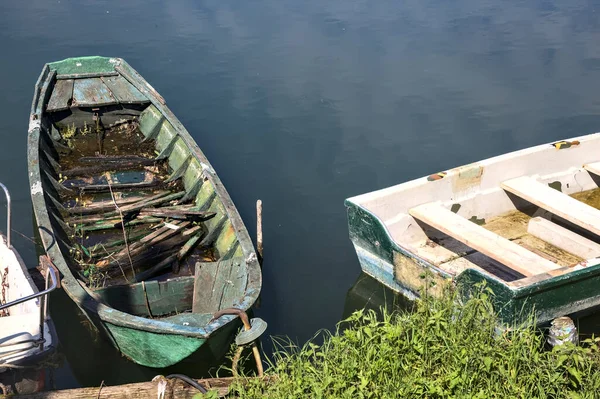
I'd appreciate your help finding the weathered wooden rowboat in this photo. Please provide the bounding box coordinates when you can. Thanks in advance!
[0,183,59,394]
[346,136,600,326]
[27,56,262,367]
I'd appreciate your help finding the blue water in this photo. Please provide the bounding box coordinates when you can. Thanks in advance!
[3,0,600,388]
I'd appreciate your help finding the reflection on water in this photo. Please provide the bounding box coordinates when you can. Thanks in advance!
[342,273,413,320]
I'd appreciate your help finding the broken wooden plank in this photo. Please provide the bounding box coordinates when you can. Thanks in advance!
[106,191,185,216]
[62,158,164,177]
[75,216,162,232]
[171,232,206,273]
[96,221,191,268]
[133,253,178,281]
[79,155,156,164]
[101,75,149,104]
[192,261,222,313]
[66,191,170,215]
[409,202,560,276]
[139,208,216,221]
[528,217,600,259]
[502,176,600,237]
[72,78,118,107]
[46,79,74,112]
[10,376,271,398]
[75,178,163,193]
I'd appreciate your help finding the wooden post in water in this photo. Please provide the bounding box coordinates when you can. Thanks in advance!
[256,199,263,265]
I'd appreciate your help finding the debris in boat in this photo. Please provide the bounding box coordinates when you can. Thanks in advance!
[552,140,580,149]
[51,118,214,286]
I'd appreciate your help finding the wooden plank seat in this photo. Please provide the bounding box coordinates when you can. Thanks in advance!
[46,79,74,112]
[528,217,600,259]
[101,75,149,104]
[502,176,600,237]
[72,78,118,107]
[409,203,560,277]
[584,162,600,177]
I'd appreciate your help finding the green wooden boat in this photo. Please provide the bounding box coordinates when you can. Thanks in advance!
[346,135,600,327]
[27,56,262,368]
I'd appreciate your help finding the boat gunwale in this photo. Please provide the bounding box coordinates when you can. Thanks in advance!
[346,200,600,293]
[28,57,262,339]
[345,132,600,206]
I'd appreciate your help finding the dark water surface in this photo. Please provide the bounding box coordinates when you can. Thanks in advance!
[3,0,600,388]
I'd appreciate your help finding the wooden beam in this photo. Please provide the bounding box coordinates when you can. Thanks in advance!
[409,203,560,276]
[527,217,600,259]
[8,376,239,398]
[502,176,600,237]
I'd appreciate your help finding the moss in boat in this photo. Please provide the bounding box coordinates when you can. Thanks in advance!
[48,56,116,76]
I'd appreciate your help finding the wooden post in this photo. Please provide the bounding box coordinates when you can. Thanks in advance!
[256,199,263,265]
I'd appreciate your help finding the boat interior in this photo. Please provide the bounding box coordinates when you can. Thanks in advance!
[36,65,246,312]
[349,134,600,288]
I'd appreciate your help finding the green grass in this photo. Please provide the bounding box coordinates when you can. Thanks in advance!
[232,286,600,398]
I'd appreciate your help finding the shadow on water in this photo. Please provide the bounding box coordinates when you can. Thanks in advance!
[47,287,236,389]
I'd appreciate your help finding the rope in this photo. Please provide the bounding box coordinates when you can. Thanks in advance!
[165,374,208,393]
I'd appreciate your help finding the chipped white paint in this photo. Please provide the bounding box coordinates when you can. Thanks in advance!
[75,62,82,67]
[30,181,42,195]
[28,118,40,133]
[246,253,257,264]
[200,162,213,174]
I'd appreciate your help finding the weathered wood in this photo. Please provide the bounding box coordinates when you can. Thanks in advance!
[192,261,220,313]
[134,253,178,281]
[76,216,162,232]
[46,79,74,112]
[178,234,202,259]
[62,158,163,177]
[75,178,163,193]
[167,154,192,182]
[409,203,560,276]
[528,217,600,259]
[79,155,155,164]
[7,376,239,398]
[139,208,216,221]
[257,199,263,264]
[502,176,600,237]
[101,75,149,104]
[96,221,191,268]
[105,191,185,217]
[66,191,170,215]
[172,233,205,273]
[72,78,118,107]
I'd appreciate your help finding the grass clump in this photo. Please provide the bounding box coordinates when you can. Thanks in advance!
[233,287,600,398]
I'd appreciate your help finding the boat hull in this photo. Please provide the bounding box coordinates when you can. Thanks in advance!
[346,200,600,326]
